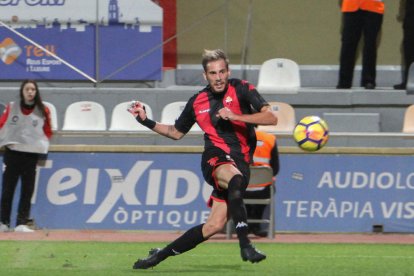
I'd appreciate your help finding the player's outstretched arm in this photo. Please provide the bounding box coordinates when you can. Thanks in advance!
[153,123,185,140]
[127,100,185,140]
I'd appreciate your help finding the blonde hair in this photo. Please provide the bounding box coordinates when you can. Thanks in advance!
[202,49,229,71]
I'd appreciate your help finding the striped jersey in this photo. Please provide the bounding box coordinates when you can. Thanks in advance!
[175,79,269,163]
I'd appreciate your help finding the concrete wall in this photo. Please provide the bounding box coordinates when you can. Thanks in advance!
[177,0,403,66]
[1,85,412,134]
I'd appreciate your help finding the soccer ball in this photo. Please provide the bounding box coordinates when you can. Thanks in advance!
[293,116,329,152]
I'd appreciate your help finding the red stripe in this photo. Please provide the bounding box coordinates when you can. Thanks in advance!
[194,92,231,154]
[225,85,250,162]
[207,196,227,208]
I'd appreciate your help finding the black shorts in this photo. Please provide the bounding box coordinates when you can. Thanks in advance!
[201,147,250,207]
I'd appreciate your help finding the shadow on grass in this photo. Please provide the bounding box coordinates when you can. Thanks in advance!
[142,264,245,274]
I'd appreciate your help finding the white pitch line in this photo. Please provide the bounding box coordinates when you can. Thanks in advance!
[186,253,414,260]
[272,254,414,260]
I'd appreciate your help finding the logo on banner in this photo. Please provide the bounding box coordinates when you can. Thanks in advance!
[32,159,213,230]
[0,37,22,65]
[0,0,65,6]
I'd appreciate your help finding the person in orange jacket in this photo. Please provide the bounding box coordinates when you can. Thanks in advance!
[337,0,385,90]
[244,129,279,237]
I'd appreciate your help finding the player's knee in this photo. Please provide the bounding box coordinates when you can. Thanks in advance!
[228,174,247,200]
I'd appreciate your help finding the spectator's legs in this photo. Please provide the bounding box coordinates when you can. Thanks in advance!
[0,149,21,226]
[361,11,383,87]
[338,11,364,88]
[16,153,38,226]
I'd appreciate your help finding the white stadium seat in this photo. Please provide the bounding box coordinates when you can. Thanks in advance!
[402,105,414,133]
[161,101,201,131]
[62,101,106,131]
[109,101,153,131]
[258,101,296,133]
[257,58,300,93]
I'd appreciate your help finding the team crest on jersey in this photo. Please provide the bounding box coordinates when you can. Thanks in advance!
[32,120,38,127]
[225,96,233,106]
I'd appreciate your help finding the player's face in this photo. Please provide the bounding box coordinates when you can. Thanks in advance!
[22,82,37,103]
[203,59,230,93]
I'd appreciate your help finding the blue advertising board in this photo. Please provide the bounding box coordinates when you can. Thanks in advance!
[2,152,414,232]
[30,152,212,230]
[276,154,414,233]
[0,0,162,81]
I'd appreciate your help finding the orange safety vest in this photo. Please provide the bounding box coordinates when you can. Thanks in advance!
[341,0,384,14]
[248,130,277,190]
[253,130,276,167]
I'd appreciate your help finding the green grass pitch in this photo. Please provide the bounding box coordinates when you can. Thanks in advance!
[0,241,413,275]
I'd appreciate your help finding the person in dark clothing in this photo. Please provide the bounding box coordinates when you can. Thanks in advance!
[128,49,277,269]
[337,0,385,90]
[0,80,53,233]
[394,0,414,90]
[244,129,279,237]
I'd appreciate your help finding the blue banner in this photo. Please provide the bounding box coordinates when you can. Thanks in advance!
[29,153,211,230]
[2,152,414,232]
[0,0,162,81]
[276,154,414,233]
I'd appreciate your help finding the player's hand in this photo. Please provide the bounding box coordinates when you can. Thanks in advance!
[216,107,235,120]
[127,100,147,120]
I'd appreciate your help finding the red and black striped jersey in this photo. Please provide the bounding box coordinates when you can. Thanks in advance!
[175,78,269,163]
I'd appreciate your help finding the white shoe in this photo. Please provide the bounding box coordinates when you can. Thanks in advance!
[14,224,34,233]
[0,223,10,232]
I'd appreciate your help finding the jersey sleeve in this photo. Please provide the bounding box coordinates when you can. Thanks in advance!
[43,106,53,139]
[174,96,197,134]
[240,80,269,112]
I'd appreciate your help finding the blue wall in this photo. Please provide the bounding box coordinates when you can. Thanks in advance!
[2,152,413,232]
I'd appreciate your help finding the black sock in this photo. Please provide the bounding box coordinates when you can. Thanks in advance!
[159,224,206,259]
[227,174,250,248]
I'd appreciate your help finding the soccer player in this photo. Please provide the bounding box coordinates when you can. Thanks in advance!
[128,49,277,269]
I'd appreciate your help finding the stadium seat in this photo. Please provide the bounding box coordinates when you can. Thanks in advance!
[257,58,300,93]
[109,101,153,131]
[226,166,275,239]
[43,101,58,131]
[402,105,414,133]
[257,101,296,133]
[62,101,106,131]
[161,101,201,131]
